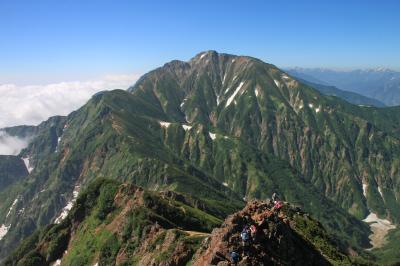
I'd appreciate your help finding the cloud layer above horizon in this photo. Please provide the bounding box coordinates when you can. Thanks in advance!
[0,74,140,129]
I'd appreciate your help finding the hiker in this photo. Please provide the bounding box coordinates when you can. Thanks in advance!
[240,227,251,256]
[229,251,240,264]
[274,200,283,211]
[250,224,257,242]
[272,192,280,203]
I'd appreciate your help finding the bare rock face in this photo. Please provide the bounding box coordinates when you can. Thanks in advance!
[193,200,350,266]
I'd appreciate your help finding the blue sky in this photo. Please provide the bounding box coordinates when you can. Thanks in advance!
[1,0,400,84]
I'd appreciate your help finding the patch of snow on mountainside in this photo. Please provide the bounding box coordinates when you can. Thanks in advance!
[222,182,228,187]
[199,53,206,59]
[22,157,34,173]
[274,80,280,88]
[0,224,10,240]
[182,125,192,131]
[217,95,220,105]
[363,212,396,249]
[362,181,368,197]
[224,87,231,94]
[254,87,259,97]
[53,259,62,266]
[226,82,245,107]
[55,136,62,153]
[54,186,80,224]
[315,107,321,113]
[222,73,227,85]
[180,99,187,108]
[6,198,18,218]
[209,132,216,140]
[308,103,314,108]
[378,186,384,200]
[159,121,171,128]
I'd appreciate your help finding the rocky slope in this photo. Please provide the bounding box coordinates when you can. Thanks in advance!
[3,179,353,266]
[193,200,352,266]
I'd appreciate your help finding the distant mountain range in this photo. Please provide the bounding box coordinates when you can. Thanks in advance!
[1,51,400,265]
[287,67,400,106]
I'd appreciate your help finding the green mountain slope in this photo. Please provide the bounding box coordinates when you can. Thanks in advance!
[1,51,400,263]
[0,156,28,192]
[128,51,400,224]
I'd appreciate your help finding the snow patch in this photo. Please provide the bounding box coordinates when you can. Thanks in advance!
[282,74,290,80]
[182,125,192,131]
[209,132,216,140]
[378,186,384,199]
[274,80,280,87]
[363,212,396,249]
[199,53,206,59]
[222,182,228,187]
[315,107,321,113]
[54,186,80,224]
[224,87,231,94]
[362,181,368,197]
[216,95,220,105]
[232,59,236,63]
[0,224,10,240]
[159,121,171,128]
[233,75,237,81]
[222,73,227,85]
[55,136,62,153]
[22,156,34,173]
[53,259,61,266]
[180,98,187,108]
[254,87,259,97]
[226,82,245,107]
[6,198,19,218]
[308,103,314,108]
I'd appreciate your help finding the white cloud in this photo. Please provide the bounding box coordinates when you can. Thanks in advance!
[0,73,140,128]
[0,131,31,155]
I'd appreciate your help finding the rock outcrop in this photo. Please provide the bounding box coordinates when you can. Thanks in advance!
[193,200,351,266]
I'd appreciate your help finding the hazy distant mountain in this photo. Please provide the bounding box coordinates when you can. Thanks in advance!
[289,76,386,107]
[287,67,400,106]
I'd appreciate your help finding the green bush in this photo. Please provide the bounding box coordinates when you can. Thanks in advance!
[99,234,120,266]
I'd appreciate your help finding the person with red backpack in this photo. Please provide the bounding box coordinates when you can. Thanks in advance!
[250,224,257,242]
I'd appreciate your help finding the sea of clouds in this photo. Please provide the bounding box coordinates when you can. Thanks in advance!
[0,73,139,129]
[0,73,140,155]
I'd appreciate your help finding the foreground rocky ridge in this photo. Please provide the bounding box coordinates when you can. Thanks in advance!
[193,200,352,266]
[3,179,352,266]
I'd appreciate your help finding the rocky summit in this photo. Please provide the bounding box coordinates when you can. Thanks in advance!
[193,200,351,266]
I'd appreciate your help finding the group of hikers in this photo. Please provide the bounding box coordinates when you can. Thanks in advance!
[228,192,284,264]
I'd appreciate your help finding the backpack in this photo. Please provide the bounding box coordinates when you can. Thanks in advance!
[241,231,250,241]
[230,251,240,263]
